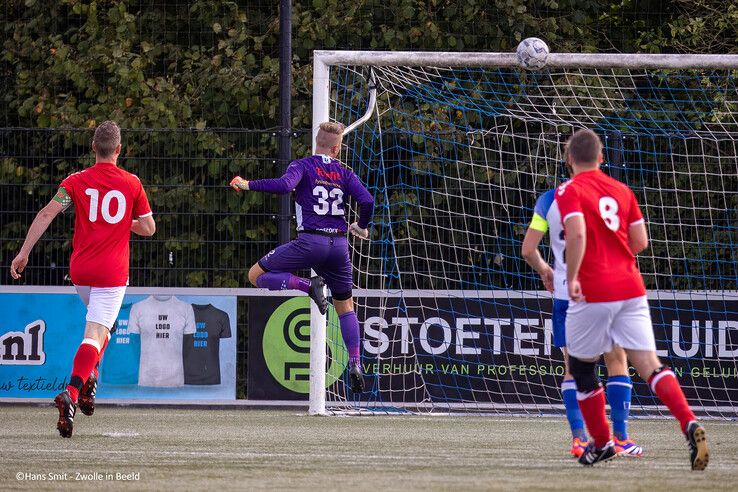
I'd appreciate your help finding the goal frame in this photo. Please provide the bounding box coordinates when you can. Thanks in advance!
[308,50,738,416]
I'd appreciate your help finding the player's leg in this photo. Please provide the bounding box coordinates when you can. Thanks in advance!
[76,286,124,416]
[249,236,329,314]
[55,286,123,437]
[614,295,708,470]
[73,286,111,382]
[554,298,588,456]
[333,297,364,393]
[316,236,363,393]
[55,320,109,438]
[603,346,642,456]
[561,349,588,457]
[565,300,617,465]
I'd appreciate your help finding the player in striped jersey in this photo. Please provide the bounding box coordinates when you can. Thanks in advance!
[522,187,643,458]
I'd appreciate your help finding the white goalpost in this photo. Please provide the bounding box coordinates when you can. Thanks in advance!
[309,50,738,416]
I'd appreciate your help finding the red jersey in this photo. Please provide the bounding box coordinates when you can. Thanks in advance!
[555,169,646,302]
[60,162,152,287]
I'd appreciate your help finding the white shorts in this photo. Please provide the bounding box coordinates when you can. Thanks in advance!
[75,285,127,329]
[565,295,656,359]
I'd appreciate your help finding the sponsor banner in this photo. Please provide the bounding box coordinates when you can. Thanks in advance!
[248,294,738,406]
[248,297,346,400]
[0,292,237,400]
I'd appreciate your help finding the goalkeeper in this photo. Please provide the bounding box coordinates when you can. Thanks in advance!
[230,122,374,393]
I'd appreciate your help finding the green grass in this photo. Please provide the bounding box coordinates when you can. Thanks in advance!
[1,406,737,490]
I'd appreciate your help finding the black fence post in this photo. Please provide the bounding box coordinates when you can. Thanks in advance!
[278,0,292,245]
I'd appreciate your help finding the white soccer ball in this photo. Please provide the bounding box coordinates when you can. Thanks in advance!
[516,37,549,70]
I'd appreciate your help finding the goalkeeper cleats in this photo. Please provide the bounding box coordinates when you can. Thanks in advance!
[309,276,328,315]
[578,440,616,466]
[686,421,709,471]
[54,390,77,438]
[570,437,589,458]
[78,372,97,417]
[614,437,643,457]
[348,361,365,394]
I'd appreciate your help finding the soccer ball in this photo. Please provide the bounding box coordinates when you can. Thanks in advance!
[516,37,549,70]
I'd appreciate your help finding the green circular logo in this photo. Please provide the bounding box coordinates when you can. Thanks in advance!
[262,297,347,393]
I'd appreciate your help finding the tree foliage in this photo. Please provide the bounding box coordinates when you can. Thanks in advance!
[0,0,735,288]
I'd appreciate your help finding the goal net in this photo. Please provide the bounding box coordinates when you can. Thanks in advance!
[311,51,738,416]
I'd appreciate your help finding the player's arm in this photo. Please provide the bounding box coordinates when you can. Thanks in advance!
[563,214,586,301]
[521,223,554,293]
[628,221,648,254]
[130,178,155,237]
[131,215,156,236]
[230,161,303,195]
[347,173,374,240]
[626,190,648,254]
[10,197,65,279]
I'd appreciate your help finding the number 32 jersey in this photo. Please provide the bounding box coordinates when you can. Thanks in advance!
[248,154,374,234]
[555,169,646,302]
[59,162,152,287]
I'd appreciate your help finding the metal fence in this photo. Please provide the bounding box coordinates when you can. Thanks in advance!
[0,127,314,397]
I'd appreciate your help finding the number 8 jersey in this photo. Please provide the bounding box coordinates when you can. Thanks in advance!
[555,168,646,302]
[58,162,152,287]
[248,154,374,234]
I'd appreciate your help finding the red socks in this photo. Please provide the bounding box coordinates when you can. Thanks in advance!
[649,368,696,433]
[66,339,100,403]
[93,335,110,379]
[577,387,611,448]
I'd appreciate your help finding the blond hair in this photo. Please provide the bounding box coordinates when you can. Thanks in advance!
[93,120,121,157]
[565,128,602,167]
[316,121,345,149]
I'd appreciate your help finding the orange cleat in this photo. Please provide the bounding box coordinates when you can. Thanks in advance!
[570,437,589,458]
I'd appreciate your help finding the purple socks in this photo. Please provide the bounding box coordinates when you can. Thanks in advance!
[339,311,361,364]
[258,273,361,364]
[256,272,310,293]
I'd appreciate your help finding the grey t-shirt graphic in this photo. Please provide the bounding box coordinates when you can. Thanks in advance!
[183,304,232,385]
[128,296,196,387]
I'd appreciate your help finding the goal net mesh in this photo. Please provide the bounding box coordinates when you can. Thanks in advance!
[322,61,738,416]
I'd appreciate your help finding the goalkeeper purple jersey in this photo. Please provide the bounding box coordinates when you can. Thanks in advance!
[249,154,374,234]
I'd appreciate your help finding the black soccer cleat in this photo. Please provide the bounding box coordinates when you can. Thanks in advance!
[54,390,77,438]
[309,275,328,315]
[78,372,97,417]
[686,421,709,471]
[578,440,617,466]
[348,361,365,393]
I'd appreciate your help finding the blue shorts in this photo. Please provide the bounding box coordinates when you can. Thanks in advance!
[553,298,569,349]
[258,233,353,296]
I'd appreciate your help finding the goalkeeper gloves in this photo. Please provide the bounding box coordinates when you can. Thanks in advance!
[349,222,369,240]
[230,176,249,191]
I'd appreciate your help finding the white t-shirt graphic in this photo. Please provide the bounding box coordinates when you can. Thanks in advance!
[128,296,196,387]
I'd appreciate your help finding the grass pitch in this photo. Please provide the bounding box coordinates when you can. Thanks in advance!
[1,406,737,491]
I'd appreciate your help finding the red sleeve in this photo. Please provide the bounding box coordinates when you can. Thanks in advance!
[627,189,644,226]
[554,181,583,225]
[132,176,152,218]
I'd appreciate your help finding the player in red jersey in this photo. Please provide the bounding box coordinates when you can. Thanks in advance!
[555,129,708,469]
[10,121,155,438]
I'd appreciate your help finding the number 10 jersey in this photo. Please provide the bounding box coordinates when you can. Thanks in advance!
[59,162,152,287]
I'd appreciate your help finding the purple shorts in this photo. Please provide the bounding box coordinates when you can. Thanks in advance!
[258,233,353,296]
